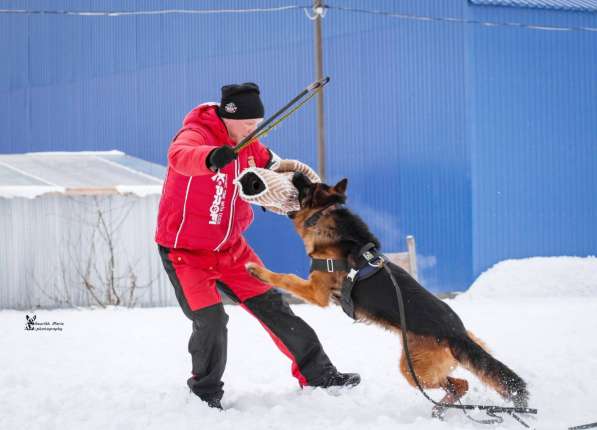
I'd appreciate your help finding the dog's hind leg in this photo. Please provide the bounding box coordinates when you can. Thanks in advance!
[398,334,468,419]
[430,377,469,419]
[448,334,529,408]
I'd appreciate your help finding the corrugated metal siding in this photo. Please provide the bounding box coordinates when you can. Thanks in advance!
[466,3,597,276]
[2,1,596,297]
[470,0,597,13]
[323,0,472,292]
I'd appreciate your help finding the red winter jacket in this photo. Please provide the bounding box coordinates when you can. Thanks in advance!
[155,104,274,251]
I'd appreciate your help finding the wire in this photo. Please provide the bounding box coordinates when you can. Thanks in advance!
[1,4,595,34]
[0,5,306,17]
[326,4,597,34]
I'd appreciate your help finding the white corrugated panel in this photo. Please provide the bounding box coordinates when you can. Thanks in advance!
[0,194,175,309]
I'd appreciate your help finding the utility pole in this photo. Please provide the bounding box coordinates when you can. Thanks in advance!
[313,0,326,182]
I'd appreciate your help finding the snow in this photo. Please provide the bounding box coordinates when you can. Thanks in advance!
[24,150,125,156]
[2,258,597,430]
[115,184,164,197]
[0,184,163,198]
[459,256,597,300]
[0,151,163,198]
[0,185,66,199]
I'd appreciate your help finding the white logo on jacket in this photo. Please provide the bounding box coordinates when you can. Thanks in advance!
[209,172,228,225]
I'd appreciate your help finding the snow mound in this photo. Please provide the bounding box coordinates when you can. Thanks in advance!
[460,256,597,300]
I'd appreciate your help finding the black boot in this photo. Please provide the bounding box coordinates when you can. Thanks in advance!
[198,392,223,410]
[312,371,361,388]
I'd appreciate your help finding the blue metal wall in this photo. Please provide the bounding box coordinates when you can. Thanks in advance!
[322,1,472,292]
[2,1,595,291]
[466,2,597,276]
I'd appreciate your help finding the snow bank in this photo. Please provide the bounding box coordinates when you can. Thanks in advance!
[459,256,597,300]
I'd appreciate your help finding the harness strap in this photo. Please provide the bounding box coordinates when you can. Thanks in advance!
[341,276,358,319]
[303,203,341,228]
[340,244,384,319]
[309,243,384,319]
[309,258,350,273]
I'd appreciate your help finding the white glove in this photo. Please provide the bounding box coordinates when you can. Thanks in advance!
[272,159,321,183]
[235,168,301,215]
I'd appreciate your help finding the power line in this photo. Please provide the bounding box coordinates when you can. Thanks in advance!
[326,4,597,34]
[0,5,305,17]
[1,4,596,34]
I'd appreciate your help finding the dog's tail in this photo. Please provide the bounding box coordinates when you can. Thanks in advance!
[448,332,529,408]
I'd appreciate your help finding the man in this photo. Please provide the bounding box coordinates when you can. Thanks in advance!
[156,82,360,410]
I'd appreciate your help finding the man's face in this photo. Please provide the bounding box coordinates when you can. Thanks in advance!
[222,118,263,144]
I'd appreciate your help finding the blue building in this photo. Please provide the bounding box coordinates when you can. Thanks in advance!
[2,0,596,292]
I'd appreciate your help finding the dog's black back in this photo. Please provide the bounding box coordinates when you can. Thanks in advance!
[332,207,466,339]
[351,262,467,338]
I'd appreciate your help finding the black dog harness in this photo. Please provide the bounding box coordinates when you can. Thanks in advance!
[310,242,384,319]
[303,203,342,228]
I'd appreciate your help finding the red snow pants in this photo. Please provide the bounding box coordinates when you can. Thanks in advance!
[158,237,336,399]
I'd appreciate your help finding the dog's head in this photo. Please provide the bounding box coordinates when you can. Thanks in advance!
[290,172,347,216]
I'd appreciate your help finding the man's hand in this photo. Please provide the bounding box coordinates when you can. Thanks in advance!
[207,146,237,170]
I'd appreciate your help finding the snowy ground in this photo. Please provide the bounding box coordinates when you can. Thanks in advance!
[2,258,597,430]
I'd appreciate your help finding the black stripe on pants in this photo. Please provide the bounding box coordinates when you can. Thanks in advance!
[241,288,336,386]
[159,246,227,398]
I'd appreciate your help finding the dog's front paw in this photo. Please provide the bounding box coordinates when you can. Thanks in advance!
[246,262,268,282]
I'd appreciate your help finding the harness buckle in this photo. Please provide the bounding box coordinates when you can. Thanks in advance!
[326,259,334,272]
[368,255,385,268]
[363,251,375,261]
[347,268,359,282]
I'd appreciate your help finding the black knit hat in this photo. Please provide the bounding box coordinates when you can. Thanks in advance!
[218,82,265,119]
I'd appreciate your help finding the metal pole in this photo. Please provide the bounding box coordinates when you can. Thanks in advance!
[313,0,325,182]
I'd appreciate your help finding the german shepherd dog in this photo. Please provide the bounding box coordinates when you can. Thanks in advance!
[246,173,529,415]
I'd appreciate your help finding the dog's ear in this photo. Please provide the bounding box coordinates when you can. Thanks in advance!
[292,172,312,190]
[334,178,348,194]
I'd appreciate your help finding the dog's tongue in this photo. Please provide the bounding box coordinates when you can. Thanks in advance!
[238,172,266,196]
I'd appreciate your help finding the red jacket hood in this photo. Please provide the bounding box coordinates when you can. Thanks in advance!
[183,104,230,146]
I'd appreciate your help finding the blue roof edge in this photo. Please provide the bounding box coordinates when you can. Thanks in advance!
[469,0,597,13]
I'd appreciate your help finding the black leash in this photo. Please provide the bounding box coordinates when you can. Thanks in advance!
[233,77,330,153]
[381,261,538,428]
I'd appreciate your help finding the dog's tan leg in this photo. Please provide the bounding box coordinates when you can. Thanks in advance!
[399,334,457,389]
[430,377,469,419]
[397,334,467,419]
[440,377,469,403]
[246,262,330,307]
